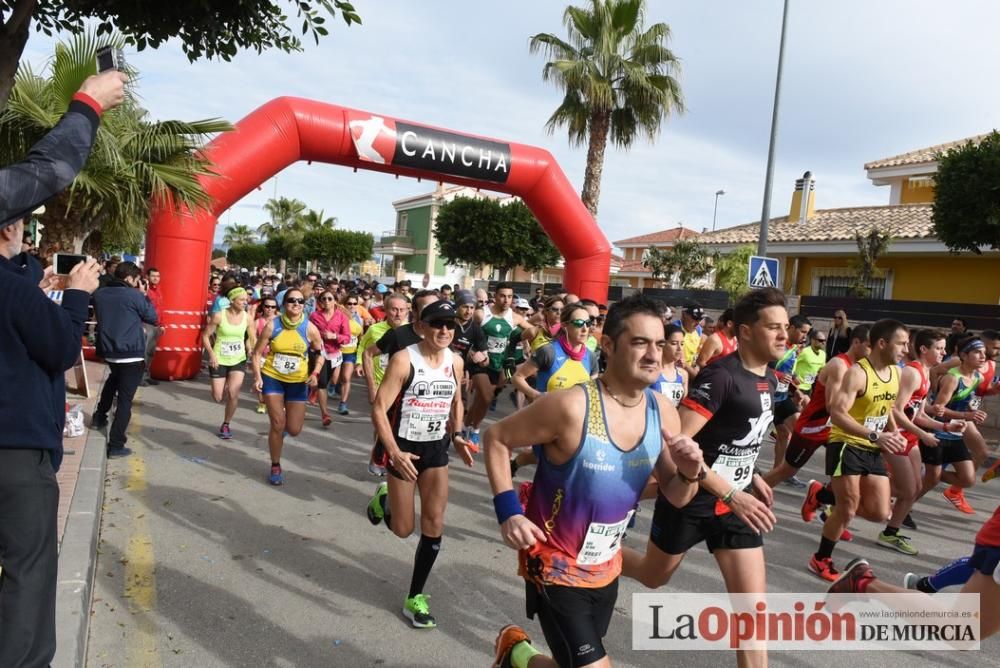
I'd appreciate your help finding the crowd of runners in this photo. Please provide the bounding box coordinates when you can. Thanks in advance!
[151,268,1000,666]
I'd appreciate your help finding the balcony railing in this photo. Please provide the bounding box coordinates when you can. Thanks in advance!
[374,230,415,255]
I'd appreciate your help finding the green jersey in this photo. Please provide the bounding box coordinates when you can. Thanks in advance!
[358,321,392,386]
[213,309,249,366]
[794,346,827,392]
[482,309,515,371]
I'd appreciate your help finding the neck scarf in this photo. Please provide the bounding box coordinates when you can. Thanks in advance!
[558,332,587,362]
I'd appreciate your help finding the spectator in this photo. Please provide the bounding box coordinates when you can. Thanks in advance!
[529,286,545,312]
[92,261,159,457]
[98,255,121,288]
[946,317,969,358]
[440,283,453,301]
[826,309,852,357]
[142,266,165,386]
[0,70,125,668]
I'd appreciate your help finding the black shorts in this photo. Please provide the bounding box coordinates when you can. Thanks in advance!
[826,442,887,477]
[774,398,799,424]
[920,439,973,467]
[316,358,340,389]
[525,579,617,668]
[969,543,1000,579]
[208,361,246,379]
[386,436,450,479]
[470,365,501,385]
[650,493,763,555]
[785,432,824,469]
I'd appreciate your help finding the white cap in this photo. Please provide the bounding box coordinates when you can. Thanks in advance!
[515,298,531,309]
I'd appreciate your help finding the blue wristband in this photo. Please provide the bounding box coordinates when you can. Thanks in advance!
[493,490,523,524]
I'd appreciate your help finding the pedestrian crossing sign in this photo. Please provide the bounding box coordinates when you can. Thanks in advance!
[748,256,779,289]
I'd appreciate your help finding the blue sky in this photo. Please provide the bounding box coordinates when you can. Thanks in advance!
[18,0,1000,249]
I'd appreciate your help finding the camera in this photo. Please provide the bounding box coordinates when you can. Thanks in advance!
[96,46,126,73]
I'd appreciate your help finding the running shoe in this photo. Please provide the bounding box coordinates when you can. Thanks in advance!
[943,486,975,514]
[493,624,534,668]
[901,512,917,530]
[91,413,108,429]
[801,479,823,523]
[268,465,283,486]
[808,554,840,582]
[877,531,918,556]
[321,413,332,428]
[369,443,388,476]
[106,446,133,459]
[256,402,266,414]
[903,572,921,590]
[327,385,337,398]
[983,459,1000,483]
[466,429,481,454]
[827,557,874,595]
[367,482,388,525]
[784,475,808,489]
[338,401,349,416]
[402,593,436,629]
[218,423,232,440]
[518,481,533,512]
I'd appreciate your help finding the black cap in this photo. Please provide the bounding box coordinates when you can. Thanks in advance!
[420,300,458,322]
[683,302,705,319]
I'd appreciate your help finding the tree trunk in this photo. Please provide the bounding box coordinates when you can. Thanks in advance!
[37,192,94,257]
[580,109,611,219]
[0,0,35,112]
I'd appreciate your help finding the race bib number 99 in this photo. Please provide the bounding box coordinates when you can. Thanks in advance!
[576,511,634,565]
[711,448,759,487]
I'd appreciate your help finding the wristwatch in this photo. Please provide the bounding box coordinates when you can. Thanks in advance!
[677,466,707,484]
[867,431,879,443]
[452,431,464,442]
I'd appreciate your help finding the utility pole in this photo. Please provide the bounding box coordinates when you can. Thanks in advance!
[757,0,790,257]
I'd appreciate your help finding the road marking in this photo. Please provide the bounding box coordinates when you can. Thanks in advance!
[122,410,161,668]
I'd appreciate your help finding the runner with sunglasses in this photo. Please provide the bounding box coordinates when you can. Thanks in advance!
[202,287,255,440]
[251,289,324,485]
[365,301,475,629]
[309,290,351,426]
[253,298,279,413]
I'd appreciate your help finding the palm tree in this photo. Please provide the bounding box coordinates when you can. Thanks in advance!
[0,32,232,255]
[530,0,684,218]
[223,223,256,246]
[257,196,308,239]
[300,208,337,232]
[849,228,893,298]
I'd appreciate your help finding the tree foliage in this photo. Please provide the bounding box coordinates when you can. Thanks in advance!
[258,196,308,239]
[643,239,712,288]
[713,244,754,304]
[227,242,269,269]
[223,223,256,246]
[848,228,892,298]
[529,0,683,217]
[434,196,560,280]
[0,31,230,255]
[302,227,373,273]
[932,131,1000,254]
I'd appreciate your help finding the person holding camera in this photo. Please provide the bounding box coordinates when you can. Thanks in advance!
[91,261,159,457]
[0,68,126,668]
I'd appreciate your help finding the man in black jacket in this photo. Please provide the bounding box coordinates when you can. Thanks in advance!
[92,261,158,457]
[0,70,126,668]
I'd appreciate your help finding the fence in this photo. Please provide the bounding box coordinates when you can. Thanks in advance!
[799,295,1000,331]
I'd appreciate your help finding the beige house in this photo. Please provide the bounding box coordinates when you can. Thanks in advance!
[612,225,702,288]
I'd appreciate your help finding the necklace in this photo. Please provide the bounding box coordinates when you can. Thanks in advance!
[599,377,644,408]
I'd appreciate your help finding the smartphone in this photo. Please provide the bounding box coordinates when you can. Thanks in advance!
[53,253,88,275]
[96,46,125,73]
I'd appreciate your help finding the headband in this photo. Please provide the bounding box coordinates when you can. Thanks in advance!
[961,339,985,354]
[227,287,247,301]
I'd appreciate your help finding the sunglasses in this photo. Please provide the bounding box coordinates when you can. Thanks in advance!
[347,301,358,306]
[262,304,278,309]
[285,297,306,305]
[568,318,592,328]
[595,316,606,323]
[426,319,457,330]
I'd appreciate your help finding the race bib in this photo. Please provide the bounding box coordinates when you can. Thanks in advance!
[348,335,358,348]
[576,511,634,566]
[803,373,817,385]
[323,350,343,367]
[378,353,389,369]
[220,340,243,357]
[658,381,685,407]
[969,395,983,411]
[711,448,759,487]
[272,353,302,374]
[487,336,507,354]
[401,412,449,442]
[864,415,888,433]
[776,379,790,394]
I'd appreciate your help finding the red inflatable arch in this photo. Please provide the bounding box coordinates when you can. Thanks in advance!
[145,97,611,380]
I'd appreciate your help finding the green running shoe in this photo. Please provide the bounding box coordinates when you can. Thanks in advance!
[877,531,918,556]
[366,482,388,525]
[403,593,436,629]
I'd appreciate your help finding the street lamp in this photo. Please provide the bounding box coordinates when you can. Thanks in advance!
[712,189,726,231]
[758,0,791,257]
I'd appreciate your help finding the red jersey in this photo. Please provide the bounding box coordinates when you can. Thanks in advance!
[976,504,1000,547]
[704,331,738,367]
[976,360,997,396]
[902,361,931,447]
[792,353,852,442]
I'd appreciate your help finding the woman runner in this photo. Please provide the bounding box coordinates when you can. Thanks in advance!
[202,287,255,439]
[309,289,350,426]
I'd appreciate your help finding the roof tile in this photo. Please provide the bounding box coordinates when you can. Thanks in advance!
[613,226,701,246]
[864,134,989,170]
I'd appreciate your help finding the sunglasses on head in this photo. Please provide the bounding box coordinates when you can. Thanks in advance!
[426,319,457,330]
[568,318,592,328]
[285,297,306,305]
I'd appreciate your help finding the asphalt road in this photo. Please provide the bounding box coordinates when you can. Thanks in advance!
[85,375,1000,667]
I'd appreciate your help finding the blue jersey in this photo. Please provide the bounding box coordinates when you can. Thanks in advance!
[935,368,982,441]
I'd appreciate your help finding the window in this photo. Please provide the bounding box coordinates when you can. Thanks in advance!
[814,269,891,300]
[396,212,408,235]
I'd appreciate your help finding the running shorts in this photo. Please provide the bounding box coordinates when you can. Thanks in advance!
[208,361,246,379]
[826,442,887,477]
[650,493,763,555]
[774,397,799,425]
[525,578,617,668]
[261,374,309,402]
[785,431,825,469]
[316,359,340,389]
[470,365,501,385]
[342,352,358,365]
[969,544,1000,582]
[386,436,450,479]
[919,439,973,467]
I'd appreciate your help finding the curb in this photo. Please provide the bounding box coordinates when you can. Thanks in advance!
[53,423,107,668]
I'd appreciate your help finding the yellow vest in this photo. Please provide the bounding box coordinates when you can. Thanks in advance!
[682,329,701,366]
[262,316,309,383]
[828,357,899,450]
